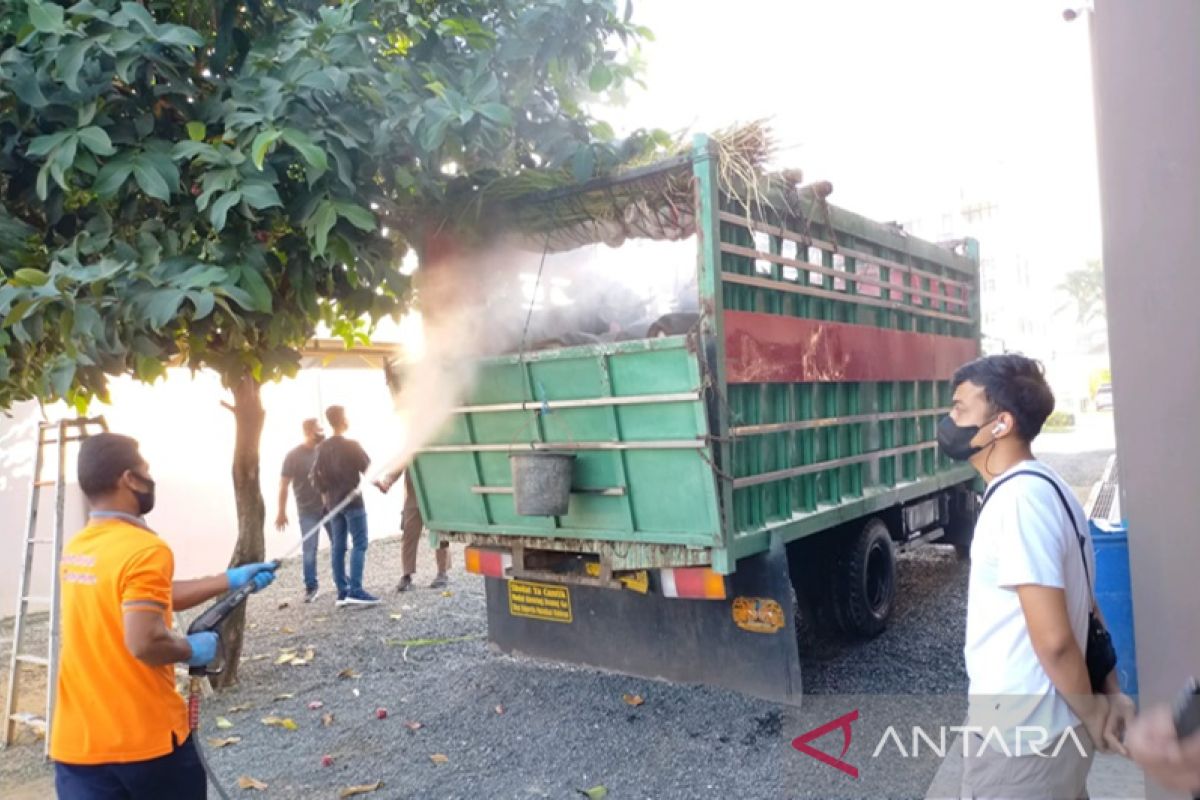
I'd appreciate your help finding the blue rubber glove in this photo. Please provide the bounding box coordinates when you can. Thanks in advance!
[226,561,277,593]
[185,632,219,667]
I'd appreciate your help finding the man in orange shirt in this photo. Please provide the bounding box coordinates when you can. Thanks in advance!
[51,433,276,799]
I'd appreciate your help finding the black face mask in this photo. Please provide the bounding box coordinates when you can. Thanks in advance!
[130,473,156,516]
[937,415,994,462]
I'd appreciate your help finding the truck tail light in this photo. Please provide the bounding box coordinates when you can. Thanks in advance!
[661,567,726,600]
[465,547,512,579]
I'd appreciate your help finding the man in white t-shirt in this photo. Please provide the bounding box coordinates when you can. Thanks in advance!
[940,354,1135,799]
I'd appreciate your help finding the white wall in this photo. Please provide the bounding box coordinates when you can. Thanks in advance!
[1,366,408,618]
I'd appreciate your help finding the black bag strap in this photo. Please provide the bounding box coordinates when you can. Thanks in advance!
[979,469,1094,599]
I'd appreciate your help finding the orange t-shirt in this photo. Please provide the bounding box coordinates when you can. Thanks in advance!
[49,517,189,765]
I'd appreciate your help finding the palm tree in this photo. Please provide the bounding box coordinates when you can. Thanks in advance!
[1057,260,1108,355]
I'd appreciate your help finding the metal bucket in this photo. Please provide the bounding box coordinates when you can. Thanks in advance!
[510,452,575,516]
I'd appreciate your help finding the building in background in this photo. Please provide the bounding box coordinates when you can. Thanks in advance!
[905,183,1108,413]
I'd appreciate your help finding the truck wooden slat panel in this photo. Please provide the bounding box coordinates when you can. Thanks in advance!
[723,311,980,384]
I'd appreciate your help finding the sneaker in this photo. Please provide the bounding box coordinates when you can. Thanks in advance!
[429,573,449,590]
[395,575,413,593]
[304,587,321,604]
[335,591,348,607]
[342,590,381,607]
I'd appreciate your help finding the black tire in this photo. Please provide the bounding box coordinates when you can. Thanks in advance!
[789,584,818,654]
[830,518,896,638]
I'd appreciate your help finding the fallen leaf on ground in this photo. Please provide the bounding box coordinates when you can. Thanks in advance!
[304,646,315,660]
[237,776,268,790]
[315,616,328,622]
[338,781,383,798]
[261,716,298,730]
[280,626,295,634]
[337,668,361,680]
[404,721,423,731]
[278,601,289,610]
[440,591,453,597]
[228,705,251,714]
[622,693,645,707]
[274,693,294,700]
[578,787,608,799]
[308,700,324,710]
[215,717,234,729]
[429,754,449,764]
[389,613,403,620]
[275,653,296,666]
[495,705,505,715]
[207,736,241,748]
[248,654,268,661]
[321,712,335,727]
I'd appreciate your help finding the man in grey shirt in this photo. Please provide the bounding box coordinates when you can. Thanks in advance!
[276,418,328,603]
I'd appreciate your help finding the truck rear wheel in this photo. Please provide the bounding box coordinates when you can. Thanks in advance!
[830,517,896,638]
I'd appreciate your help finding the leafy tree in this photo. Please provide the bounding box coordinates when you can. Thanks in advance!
[1056,259,1108,355]
[0,0,657,683]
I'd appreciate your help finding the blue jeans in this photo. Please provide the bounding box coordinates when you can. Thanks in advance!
[297,512,332,592]
[55,734,205,799]
[328,505,369,596]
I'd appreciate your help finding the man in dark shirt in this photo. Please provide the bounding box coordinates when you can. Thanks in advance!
[276,418,329,603]
[310,405,379,607]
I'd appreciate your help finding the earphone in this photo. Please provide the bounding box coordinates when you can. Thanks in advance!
[992,421,1007,435]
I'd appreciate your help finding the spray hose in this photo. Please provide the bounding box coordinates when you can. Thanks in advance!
[187,468,405,797]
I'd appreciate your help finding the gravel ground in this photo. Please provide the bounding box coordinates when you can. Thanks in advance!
[0,449,1111,799]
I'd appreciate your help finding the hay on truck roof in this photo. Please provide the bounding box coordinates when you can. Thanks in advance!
[414,121,817,254]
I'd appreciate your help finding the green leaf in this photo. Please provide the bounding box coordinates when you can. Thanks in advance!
[571,146,596,181]
[240,182,281,210]
[13,268,50,287]
[335,202,375,232]
[477,103,514,126]
[73,303,101,337]
[186,121,206,141]
[49,359,76,399]
[155,24,204,48]
[239,268,272,312]
[309,201,336,256]
[190,291,216,320]
[579,787,608,800]
[36,164,50,201]
[93,161,134,196]
[57,40,89,92]
[4,299,38,327]
[29,0,66,33]
[210,191,242,231]
[588,64,613,92]
[251,129,283,170]
[144,289,185,328]
[76,127,115,156]
[589,121,615,140]
[27,132,72,158]
[281,128,328,174]
[171,140,211,161]
[133,161,171,201]
[13,70,48,108]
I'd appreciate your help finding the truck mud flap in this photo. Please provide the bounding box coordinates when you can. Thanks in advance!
[484,546,802,706]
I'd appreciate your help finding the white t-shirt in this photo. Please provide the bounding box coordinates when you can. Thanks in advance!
[964,460,1095,753]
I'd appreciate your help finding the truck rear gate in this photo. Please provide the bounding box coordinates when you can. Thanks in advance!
[410,135,981,703]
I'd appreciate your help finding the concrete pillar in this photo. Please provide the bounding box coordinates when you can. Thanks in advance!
[1090,2,1200,797]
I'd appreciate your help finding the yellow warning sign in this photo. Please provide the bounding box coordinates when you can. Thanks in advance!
[508,580,573,623]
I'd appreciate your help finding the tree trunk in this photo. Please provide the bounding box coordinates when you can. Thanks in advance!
[215,375,266,688]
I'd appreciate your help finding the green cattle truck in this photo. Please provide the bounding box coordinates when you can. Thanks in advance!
[408,136,980,704]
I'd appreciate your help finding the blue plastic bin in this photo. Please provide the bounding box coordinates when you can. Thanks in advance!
[1089,519,1138,696]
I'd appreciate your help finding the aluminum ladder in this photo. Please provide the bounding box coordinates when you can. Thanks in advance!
[2,416,107,752]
